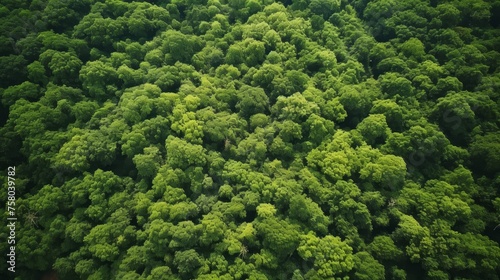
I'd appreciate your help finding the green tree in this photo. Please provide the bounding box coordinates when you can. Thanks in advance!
[309,0,341,19]
[79,60,119,100]
[45,50,83,84]
[0,54,28,87]
[255,217,301,258]
[1,81,41,107]
[289,194,331,234]
[236,85,269,118]
[272,92,320,122]
[355,114,391,146]
[174,249,204,277]
[379,73,414,97]
[298,232,355,278]
[338,82,381,125]
[161,30,202,63]
[469,132,500,176]
[200,212,227,246]
[27,60,49,85]
[133,146,162,179]
[42,0,88,32]
[368,235,404,262]
[165,135,207,170]
[74,13,125,50]
[400,37,425,61]
[352,251,385,280]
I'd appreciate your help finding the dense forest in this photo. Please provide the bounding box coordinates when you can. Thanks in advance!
[1,0,500,279]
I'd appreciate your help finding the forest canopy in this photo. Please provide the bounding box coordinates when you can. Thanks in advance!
[1,0,500,279]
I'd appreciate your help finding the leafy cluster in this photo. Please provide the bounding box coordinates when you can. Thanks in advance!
[1,0,500,279]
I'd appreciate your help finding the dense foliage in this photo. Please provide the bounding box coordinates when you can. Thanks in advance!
[1,0,500,279]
